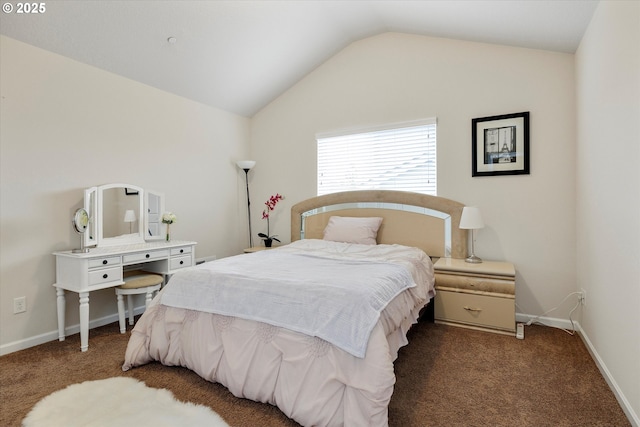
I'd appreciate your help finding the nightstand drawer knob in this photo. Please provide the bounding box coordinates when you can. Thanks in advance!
[463,306,482,312]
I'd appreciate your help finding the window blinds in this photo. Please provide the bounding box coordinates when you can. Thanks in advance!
[317,119,437,196]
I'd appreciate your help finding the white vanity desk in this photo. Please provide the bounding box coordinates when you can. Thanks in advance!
[54,182,197,351]
[54,240,196,352]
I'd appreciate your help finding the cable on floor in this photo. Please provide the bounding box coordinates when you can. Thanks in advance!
[516,291,583,336]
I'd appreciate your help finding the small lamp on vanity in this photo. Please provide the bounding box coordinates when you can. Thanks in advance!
[459,206,485,263]
[123,209,136,234]
[237,160,256,248]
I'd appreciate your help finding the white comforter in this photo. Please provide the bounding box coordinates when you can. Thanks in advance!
[123,240,434,427]
[160,240,428,358]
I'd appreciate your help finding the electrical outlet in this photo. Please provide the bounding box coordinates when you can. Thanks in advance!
[13,296,26,314]
[579,289,586,306]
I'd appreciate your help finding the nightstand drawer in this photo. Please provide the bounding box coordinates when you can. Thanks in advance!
[435,290,515,332]
[435,273,515,295]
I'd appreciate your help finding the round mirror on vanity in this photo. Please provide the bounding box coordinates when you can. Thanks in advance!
[72,208,90,253]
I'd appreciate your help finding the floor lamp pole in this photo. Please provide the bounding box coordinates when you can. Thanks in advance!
[243,169,253,248]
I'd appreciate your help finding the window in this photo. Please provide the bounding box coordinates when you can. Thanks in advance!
[317,119,437,196]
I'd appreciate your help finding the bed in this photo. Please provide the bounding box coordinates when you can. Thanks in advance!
[122,190,467,426]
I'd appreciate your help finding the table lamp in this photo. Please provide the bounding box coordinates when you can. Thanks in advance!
[123,210,136,234]
[459,206,485,263]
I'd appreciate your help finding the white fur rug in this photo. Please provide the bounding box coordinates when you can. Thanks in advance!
[22,377,229,427]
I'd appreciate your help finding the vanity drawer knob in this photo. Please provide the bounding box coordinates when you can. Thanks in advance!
[179,249,184,254]
[180,260,184,265]
[102,260,108,265]
[145,254,150,259]
[463,306,482,313]
[103,273,108,279]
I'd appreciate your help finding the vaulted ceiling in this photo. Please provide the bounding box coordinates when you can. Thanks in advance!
[0,1,598,117]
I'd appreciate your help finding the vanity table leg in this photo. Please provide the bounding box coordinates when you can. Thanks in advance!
[78,292,90,352]
[55,287,66,341]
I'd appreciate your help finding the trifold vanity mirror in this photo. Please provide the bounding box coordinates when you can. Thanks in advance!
[83,183,164,248]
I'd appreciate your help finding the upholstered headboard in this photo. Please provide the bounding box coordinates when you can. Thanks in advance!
[291,190,467,259]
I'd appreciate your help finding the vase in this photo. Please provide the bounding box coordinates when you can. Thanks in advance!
[166,224,170,241]
[264,238,272,247]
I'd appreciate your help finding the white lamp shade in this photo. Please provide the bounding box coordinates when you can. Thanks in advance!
[123,210,136,223]
[236,160,256,170]
[459,206,484,229]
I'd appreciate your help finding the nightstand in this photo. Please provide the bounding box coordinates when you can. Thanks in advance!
[243,246,275,253]
[433,257,516,336]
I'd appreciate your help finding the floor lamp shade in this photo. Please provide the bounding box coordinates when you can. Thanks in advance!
[459,206,484,263]
[237,160,256,247]
[236,160,256,171]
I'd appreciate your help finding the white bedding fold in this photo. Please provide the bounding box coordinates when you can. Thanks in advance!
[160,240,430,358]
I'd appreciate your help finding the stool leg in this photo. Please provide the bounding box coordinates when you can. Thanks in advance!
[145,290,154,308]
[116,292,126,334]
[127,295,135,325]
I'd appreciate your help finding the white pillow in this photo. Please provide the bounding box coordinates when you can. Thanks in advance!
[322,216,383,245]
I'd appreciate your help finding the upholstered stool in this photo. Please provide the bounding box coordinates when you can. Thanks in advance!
[116,270,163,333]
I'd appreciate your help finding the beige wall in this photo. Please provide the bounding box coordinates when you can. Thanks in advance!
[576,1,640,423]
[251,32,577,323]
[0,36,251,350]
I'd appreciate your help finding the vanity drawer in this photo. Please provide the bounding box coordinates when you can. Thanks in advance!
[88,267,122,286]
[88,256,121,269]
[170,255,192,270]
[123,250,169,264]
[171,246,192,256]
[435,290,515,332]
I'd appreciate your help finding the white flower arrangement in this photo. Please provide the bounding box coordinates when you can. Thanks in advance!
[162,212,177,224]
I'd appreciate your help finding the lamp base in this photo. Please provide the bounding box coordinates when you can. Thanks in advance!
[465,255,483,263]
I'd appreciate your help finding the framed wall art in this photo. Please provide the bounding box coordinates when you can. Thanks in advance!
[472,111,530,177]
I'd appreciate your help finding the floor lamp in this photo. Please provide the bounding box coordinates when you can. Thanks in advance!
[459,206,485,263]
[237,160,256,248]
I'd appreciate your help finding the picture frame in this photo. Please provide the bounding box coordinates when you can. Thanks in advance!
[124,188,139,196]
[472,111,530,177]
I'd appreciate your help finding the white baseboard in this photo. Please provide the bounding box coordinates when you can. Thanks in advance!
[516,313,638,427]
[0,306,145,356]
[576,323,639,427]
[515,312,579,331]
